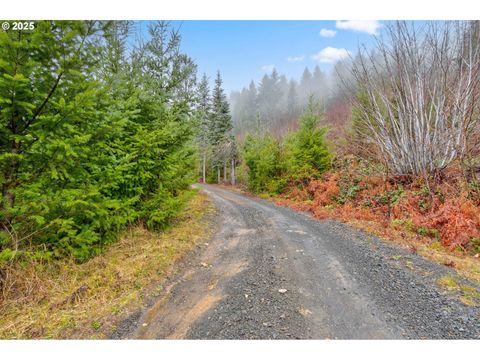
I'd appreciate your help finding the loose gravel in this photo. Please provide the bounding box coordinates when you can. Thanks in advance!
[112,184,480,339]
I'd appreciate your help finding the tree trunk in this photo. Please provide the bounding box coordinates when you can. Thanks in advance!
[223,162,227,182]
[231,158,236,186]
[217,167,220,184]
[202,152,206,183]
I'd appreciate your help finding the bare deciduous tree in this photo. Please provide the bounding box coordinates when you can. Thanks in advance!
[350,21,480,177]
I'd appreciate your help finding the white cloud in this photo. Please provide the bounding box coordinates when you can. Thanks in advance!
[335,20,382,35]
[319,28,336,38]
[261,64,276,72]
[286,55,305,62]
[312,47,351,63]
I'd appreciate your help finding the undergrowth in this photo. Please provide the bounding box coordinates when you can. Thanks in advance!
[0,190,216,339]
[258,158,480,286]
[275,157,480,254]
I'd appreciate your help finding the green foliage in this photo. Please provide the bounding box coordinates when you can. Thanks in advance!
[234,158,250,186]
[240,101,331,194]
[391,218,415,232]
[284,100,331,181]
[416,226,440,238]
[333,177,361,205]
[0,21,198,262]
[243,132,284,193]
[374,188,404,206]
[268,177,289,196]
[90,321,102,330]
[467,180,480,202]
[470,238,480,253]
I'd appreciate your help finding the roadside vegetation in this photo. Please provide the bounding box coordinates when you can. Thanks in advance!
[0,190,216,339]
[0,21,201,264]
[218,21,480,281]
[0,20,232,335]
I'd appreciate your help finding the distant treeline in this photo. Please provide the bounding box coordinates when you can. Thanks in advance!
[229,64,351,137]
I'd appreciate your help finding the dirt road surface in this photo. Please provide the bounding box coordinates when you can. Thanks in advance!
[111,184,480,339]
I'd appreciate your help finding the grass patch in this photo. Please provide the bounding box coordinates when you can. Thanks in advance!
[460,286,480,306]
[428,241,444,251]
[258,193,273,200]
[437,274,459,289]
[421,248,480,285]
[0,190,216,339]
[437,274,480,306]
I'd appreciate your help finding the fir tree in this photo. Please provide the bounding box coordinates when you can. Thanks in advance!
[286,80,299,121]
[196,73,211,183]
[0,20,198,262]
[209,71,233,182]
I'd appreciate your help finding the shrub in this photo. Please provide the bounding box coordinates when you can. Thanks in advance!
[333,177,361,205]
[308,173,340,207]
[243,133,284,193]
[423,197,480,249]
[284,101,331,182]
[374,188,404,206]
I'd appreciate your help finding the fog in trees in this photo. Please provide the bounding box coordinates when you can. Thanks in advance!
[230,64,353,137]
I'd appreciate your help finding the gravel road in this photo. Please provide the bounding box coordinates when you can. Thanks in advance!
[112,184,480,339]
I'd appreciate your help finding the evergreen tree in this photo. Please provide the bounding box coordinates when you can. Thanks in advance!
[210,71,233,182]
[196,73,211,183]
[286,80,300,121]
[0,20,198,262]
[230,67,334,136]
[257,69,282,126]
[299,67,313,104]
[245,81,258,128]
[243,133,284,193]
[0,21,111,260]
[285,99,331,182]
[312,65,327,105]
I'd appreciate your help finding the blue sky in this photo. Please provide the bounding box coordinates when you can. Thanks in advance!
[138,20,385,94]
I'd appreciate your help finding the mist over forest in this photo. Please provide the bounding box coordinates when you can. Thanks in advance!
[229,62,353,137]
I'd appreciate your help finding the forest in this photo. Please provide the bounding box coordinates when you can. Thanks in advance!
[1,20,480,338]
[208,21,480,255]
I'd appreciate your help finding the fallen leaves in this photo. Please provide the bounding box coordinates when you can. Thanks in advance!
[272,168,480,253]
